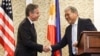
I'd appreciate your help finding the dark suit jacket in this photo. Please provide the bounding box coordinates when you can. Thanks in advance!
[51,18,97,56]
[15,18,43,56]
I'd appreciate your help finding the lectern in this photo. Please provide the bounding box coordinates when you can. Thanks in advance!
[77,31,100,56]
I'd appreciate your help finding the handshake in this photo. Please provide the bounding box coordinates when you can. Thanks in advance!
[43,46,51,52]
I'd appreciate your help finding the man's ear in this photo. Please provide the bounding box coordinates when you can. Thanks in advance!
[29,12,32,16]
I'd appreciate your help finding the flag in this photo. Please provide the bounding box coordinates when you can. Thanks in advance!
[0,0,15,56]
[47,0,62,56]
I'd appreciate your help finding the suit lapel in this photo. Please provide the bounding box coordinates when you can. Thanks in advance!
[30,24,37,38]
[67,25,72,45]
[77,18,82,41]
[25,18,37,38]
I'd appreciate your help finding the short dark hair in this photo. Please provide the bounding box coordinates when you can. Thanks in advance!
[25,4,38,16]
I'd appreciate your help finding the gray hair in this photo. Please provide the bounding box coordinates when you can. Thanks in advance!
[65,6,78,13]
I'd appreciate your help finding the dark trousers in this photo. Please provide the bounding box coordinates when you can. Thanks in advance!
[69,54,79,56]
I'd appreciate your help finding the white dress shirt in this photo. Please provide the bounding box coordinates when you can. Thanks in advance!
[72,18,78,54]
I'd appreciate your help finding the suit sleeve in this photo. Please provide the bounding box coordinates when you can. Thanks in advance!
[18,25,43,52]
[51,28,68,52]
[85,19,97,31]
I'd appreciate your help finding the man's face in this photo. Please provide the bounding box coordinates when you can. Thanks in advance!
[30,8,40,21]
[65,9,76,24]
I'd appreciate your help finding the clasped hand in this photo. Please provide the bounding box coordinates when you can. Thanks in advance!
[43,46,50,52]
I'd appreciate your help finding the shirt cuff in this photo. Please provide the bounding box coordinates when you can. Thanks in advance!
[49,46,52,51]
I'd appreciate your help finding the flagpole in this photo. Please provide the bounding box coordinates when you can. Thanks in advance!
[26,0,33,6]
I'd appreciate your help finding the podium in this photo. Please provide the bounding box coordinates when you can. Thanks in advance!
[77,31,100,56]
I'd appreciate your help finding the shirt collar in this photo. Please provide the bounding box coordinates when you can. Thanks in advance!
[27,17,33,24]
[73,17,78,25]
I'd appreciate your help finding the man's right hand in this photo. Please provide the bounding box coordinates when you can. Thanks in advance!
[43,46,50,52]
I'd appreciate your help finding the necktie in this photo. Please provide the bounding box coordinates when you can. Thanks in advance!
[31,23,34,29]
[31,23,37,36]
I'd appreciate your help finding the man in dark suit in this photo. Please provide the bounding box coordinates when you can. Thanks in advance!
[45,6,97,56]
[15,4,47,56]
